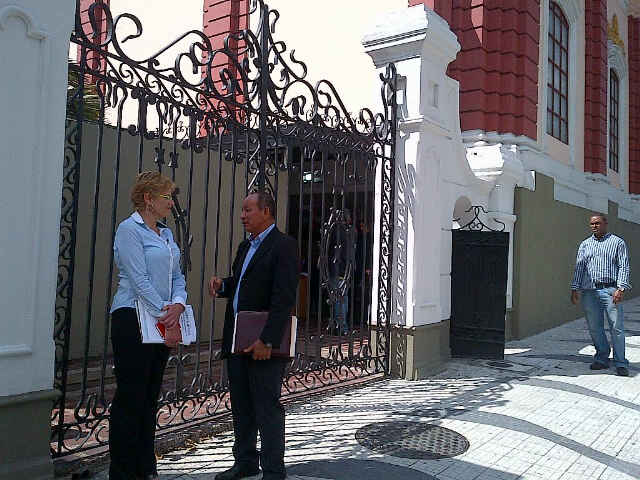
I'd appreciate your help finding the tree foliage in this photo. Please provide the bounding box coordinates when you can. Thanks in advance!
[66,60,102,122]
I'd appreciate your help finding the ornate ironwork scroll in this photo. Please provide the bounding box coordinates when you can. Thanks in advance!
[319,208,356,304]
[453,205,506,232]
[376,64,398,373]
[52,0,397,458]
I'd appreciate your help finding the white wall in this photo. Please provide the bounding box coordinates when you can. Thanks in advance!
[0,0,76,396]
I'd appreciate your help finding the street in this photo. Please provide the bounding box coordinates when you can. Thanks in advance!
[90,296,640,480]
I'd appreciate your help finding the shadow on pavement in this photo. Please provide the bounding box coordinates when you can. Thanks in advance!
[288,459,439,479]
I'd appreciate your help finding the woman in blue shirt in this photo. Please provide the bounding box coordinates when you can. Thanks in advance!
[109,171,187,480]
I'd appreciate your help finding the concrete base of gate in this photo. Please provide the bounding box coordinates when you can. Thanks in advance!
[505,308,514,341]
[0,389,58,480]
[389,321,451,380]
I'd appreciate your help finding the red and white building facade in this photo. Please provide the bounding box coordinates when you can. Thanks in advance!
[410,0,638,195]
[366,0,640,376]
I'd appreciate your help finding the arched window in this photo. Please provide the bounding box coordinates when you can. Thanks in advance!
[609,69,620,172]
[547,2,569,143]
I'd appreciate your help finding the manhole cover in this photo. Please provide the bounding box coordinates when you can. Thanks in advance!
[355,421,469,459]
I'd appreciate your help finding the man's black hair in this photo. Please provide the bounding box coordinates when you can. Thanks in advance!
[254,190,276,218]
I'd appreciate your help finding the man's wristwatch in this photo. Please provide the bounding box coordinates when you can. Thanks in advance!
[264,342,273,349]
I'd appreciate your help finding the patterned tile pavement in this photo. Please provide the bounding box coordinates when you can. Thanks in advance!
[85,296,640,479]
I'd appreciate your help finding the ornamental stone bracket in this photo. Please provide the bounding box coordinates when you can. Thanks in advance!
[463,139,532,310]
[465,141,534,209]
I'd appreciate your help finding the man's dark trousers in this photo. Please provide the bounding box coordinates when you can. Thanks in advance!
[219,226,298,479]
[227,355,288,479]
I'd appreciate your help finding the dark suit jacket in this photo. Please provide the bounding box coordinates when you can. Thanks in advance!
[219,226,299,356]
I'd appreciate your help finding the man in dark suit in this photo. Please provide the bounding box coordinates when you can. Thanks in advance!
[208,191,298,480]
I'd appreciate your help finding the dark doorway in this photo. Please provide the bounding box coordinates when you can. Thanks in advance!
[286,147,376,340]
[450,230,509,359]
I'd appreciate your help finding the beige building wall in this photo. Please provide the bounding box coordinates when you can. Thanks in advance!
[65,121,291,361]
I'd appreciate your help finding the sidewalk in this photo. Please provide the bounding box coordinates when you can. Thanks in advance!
[92,296,640,480]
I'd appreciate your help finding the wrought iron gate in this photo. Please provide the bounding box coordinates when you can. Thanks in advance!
[450,207,509,359]
[52,0,397,457]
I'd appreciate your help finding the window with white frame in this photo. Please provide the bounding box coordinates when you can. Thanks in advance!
[547,2,569,144]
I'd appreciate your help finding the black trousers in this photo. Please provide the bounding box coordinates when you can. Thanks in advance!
[227,355,288,480]
[109,308,169,480]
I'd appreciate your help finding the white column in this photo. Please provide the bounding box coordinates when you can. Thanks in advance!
[364,5,461,328]
[488,145,525,310]
[0,0,75,478]
[0,0,73,398]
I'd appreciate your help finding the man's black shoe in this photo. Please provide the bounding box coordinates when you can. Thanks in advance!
[214,464,260,480]
[617,366,630,376]
[590,362,608,370]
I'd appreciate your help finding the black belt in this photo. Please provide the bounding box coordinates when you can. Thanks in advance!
[594,282,616,289]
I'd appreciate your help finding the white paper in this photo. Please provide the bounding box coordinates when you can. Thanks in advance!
[179,305,197,345]
[135,299,197,345]
[231,313,238,353]
[290,316,297,357]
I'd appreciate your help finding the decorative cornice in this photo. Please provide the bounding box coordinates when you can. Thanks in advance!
[554,0,583,24]
[362,7,429,50]
[462,130,539,150]
[584,172,611,186]
[608,14,626,54]
[609,40,628,78]
[363,4,460,68]
[0,5,47,40]
[398,115,425,134]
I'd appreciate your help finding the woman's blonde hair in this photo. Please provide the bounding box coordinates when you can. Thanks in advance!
[130,171,175,211]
